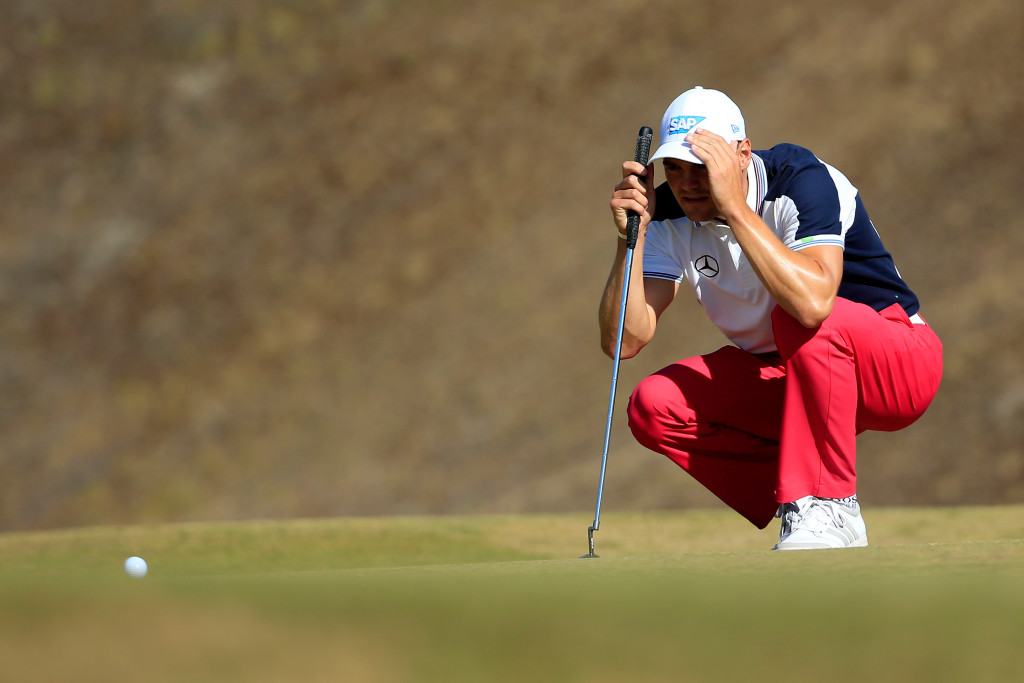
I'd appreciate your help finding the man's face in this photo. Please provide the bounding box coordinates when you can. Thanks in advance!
[662,158,719,223]
[661,140,748,223]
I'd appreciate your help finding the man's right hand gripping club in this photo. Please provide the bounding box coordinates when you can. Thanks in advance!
[601,160,678,360]
[610,160,656,240]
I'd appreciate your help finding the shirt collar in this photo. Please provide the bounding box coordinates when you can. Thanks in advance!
[748,152,767,216]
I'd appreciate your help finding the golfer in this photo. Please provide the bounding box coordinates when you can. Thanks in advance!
[602,86,943,549]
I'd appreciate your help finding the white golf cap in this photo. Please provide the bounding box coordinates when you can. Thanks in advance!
[648,86,746,165]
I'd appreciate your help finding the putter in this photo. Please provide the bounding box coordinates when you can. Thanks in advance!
[582,126,653,559]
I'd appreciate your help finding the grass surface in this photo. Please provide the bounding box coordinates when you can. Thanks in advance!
[3,507,1024,682]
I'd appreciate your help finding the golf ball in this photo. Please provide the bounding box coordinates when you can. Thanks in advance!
[124,556,148,578]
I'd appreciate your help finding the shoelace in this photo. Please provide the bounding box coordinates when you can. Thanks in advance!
[800,499,847,532]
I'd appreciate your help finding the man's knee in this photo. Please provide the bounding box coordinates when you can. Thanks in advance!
[626,376,660,446]
[627,373,689,449]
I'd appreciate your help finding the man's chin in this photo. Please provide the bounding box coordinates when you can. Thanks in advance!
[679,201,717,222]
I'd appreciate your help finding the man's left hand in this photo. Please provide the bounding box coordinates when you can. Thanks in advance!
[685,128,748,220]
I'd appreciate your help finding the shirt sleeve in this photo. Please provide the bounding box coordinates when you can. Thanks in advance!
[642,220,686,283]
[780,160,847,252]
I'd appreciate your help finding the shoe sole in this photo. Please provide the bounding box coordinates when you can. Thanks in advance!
[773,536,869,551]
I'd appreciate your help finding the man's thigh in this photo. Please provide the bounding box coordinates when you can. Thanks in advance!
[641,345,786,441]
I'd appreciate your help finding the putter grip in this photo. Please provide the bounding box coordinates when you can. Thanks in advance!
[625,126,653,249]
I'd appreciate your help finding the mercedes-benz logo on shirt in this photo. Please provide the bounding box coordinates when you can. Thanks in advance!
[694,254,720,277]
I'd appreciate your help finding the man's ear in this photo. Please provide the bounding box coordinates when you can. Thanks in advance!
[736,138,752,170]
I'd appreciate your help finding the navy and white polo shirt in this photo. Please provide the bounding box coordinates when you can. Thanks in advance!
[644,143,918,354]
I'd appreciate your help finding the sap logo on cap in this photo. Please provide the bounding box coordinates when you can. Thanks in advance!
[667,116,705,136]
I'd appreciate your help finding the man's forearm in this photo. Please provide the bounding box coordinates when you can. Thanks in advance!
[599,237,656,359]
[724,205,842,328]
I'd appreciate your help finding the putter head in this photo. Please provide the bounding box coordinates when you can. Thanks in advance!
[579,526,599,559]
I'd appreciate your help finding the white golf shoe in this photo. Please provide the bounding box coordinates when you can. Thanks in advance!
[773,496,868,550]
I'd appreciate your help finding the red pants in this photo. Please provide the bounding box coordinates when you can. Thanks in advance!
[626,299,943,529]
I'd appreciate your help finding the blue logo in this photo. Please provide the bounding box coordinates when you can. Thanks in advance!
[667,115,705,136]
[731,124,741,134]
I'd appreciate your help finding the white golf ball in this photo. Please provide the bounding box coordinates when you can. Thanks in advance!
[124,556,148,578]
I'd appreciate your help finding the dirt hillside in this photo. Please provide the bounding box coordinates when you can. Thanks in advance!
[1,0,1022,530]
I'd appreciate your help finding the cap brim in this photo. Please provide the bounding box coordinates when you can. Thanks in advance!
[648,141,703,166]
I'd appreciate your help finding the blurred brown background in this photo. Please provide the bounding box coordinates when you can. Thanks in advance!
[1,0,1021,531]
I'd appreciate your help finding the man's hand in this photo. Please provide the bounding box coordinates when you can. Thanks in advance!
[684,128,748,220]
[610,161,656,238]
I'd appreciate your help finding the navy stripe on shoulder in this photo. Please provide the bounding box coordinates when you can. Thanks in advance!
[644,271,683,281]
